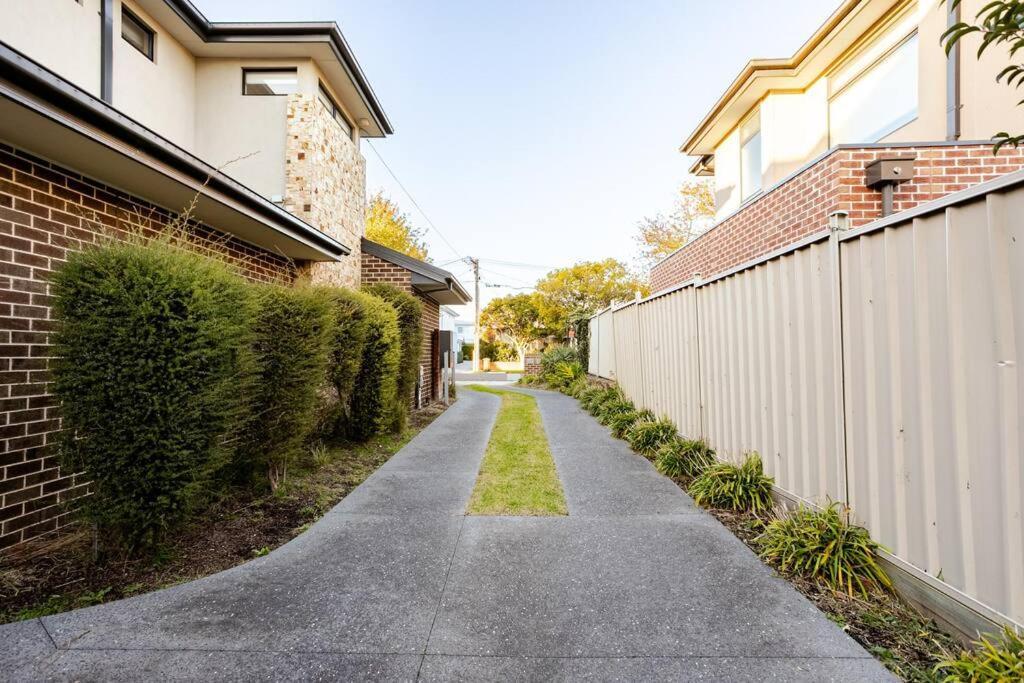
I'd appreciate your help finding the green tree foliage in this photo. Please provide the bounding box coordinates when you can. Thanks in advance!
[347,293,402,441]
[242,284,335,490]
[51,242,254,550]
[365,192,430,261]
[363,283,422,431]
[534,259,647,334]
[634,180,715,268]
[321,288,374,435]
[480,293,547,360]
[943,1,1024,149]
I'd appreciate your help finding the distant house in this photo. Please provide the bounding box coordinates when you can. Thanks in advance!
[0,0,395,547]
[654,0,1024,291]
[455,321,476,347]
[361,239,471,404]
[439,306,460,362]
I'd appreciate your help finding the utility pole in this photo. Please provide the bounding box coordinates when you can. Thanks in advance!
[469,257,481,371]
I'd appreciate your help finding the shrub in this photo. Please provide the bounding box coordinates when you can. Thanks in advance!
[549,360,584,390]
[586,387,621,416]
[609,410,641,439]
[596,398,634,425]
[756,502,891,597]
[52,241,253,550]
[626,417,677,457]
[540,345,579,380]
[937,627,1024,681]
[241,284,335,489]
[689,453,774,512]
[565,375,590,397]
[363,283,422,431]
[460,342,473,363]
[479,337,517,362]
[320,288,372,436]
[655,438,715,478]
[347,292,402,441]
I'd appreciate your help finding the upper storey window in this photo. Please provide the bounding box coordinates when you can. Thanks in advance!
[740,109,762,201]
[243,69,299,96]
[317,83,353,136]
[121,8,154,61]
[830,33,918,145]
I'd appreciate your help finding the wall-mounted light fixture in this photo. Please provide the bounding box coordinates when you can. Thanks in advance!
[828,210,850,231]
[865,157,916,217]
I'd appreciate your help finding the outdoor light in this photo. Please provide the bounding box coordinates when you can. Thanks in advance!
[864,157,916,217]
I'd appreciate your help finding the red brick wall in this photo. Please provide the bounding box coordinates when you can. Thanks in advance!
[651,143,1024,291]
[0,143,296,550]
[360,251,441,406]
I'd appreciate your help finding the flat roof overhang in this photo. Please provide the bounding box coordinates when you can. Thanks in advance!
[0,44,349,262]
[137,0,393,138]
[681,0,901,156]
[362,238,471,306]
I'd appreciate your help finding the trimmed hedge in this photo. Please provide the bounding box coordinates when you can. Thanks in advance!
[241,284,335,489]
[347,292,402,441]
[363,283,422,430]
[321,288,372,435]
[52,242,254,549]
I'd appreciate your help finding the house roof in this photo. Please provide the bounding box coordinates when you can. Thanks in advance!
[681,0,902,156]
[136,0,393,137]
[362,238,472,305]
[0,42,349,261]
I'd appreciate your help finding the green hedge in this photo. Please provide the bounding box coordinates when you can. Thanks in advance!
[321,288,372,435]
[240,284,335,489]
[52,242,254,549]
[347,292,402,441]
[362,283,422,430]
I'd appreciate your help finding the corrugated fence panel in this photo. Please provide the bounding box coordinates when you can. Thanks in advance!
[841,189,1024,626]
[596,310,615,379]
[588,312,601,375]
[611,304,642,401]
[636,287,702,437]
[698,240,842,504]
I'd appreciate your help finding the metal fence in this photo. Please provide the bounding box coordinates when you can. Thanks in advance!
[589,170,1024,633]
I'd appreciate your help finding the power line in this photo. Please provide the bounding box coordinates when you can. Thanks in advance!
[479,266,532,286]
[364,140,463,260]
[479,258,556,270]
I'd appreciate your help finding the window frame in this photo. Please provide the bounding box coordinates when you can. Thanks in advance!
[241,67,299,97]
[317,82,353,136]
[121,6,155,61]
[828,31,919,146]
[739,108,763,202]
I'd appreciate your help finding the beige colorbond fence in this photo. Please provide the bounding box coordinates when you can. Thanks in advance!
[590,170,1024,634]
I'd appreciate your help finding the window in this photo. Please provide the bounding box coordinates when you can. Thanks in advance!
[829,34,918,145]
[243,69,298,96]
[740,110,762,200]
[317,83,352,135]
[121,8,154,60]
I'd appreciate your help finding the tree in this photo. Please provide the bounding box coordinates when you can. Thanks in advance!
[942,1,1024,150]
[480,293,547,361]
[365,192,430,261]
[534,259,648,334]
[634,180,715,268]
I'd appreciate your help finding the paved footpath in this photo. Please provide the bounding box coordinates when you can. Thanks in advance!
[1,388,894,681]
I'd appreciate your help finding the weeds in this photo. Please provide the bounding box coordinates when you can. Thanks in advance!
[937,626,1024,682]
[688,452,774,513]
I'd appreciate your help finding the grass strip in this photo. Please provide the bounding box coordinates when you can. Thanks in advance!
[466,386,567,516]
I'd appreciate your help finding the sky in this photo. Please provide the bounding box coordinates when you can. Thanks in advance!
[200,0,838,319]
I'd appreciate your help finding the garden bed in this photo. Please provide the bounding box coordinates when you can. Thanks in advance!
[0,402,449,625]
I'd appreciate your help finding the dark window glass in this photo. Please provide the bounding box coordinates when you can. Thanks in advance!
[121,8,154,60]
[317,84,352,135]
[243,69,299,96]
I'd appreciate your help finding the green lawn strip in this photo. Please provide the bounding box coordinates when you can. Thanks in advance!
[466,385,567,516]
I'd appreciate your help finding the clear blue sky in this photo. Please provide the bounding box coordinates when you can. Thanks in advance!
[200,0,837,316]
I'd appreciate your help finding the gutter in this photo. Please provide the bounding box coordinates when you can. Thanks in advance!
[0,42,350,260]
[161,0,393,136]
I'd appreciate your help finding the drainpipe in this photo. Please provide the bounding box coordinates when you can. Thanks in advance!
[946,1,961,140]
[100,0,114,103]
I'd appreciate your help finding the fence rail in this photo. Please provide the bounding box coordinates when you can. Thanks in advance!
[590,170,1024,633]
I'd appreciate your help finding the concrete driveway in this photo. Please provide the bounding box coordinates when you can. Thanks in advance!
[1,389,893,681]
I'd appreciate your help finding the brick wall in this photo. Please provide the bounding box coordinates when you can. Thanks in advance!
[651,143,1024,291]
[360,251,441,406]
[0,143,296,550]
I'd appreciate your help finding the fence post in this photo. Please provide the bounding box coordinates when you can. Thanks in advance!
[828,212,851,506]
[693,274,707,441]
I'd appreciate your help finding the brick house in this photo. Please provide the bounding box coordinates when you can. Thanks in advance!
[361,239,471,405]
[653,0,1024,291]
[0,0,442,549]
